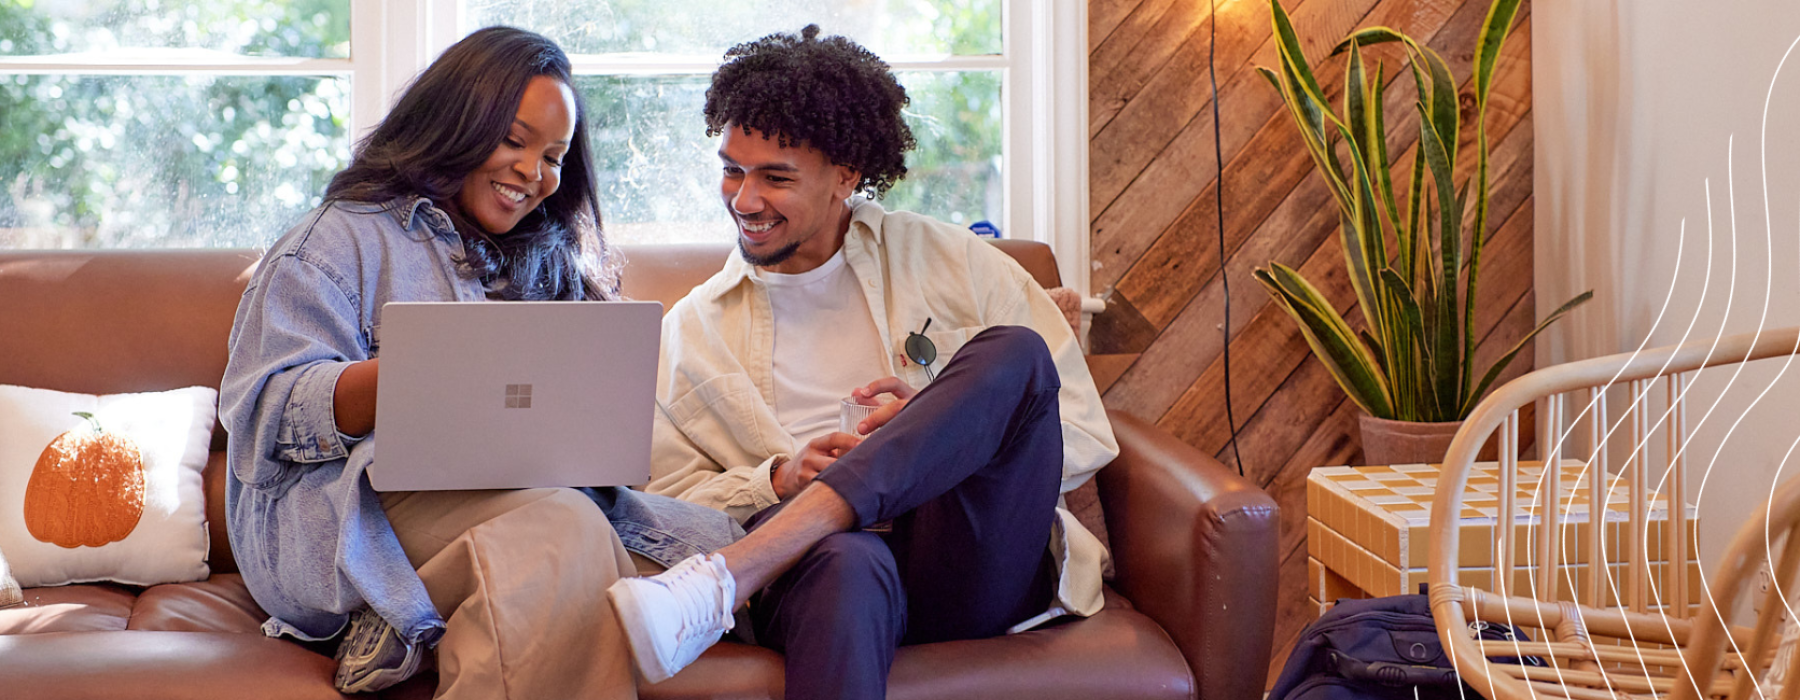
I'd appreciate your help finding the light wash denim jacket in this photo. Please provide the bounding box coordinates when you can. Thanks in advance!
[220,196,741,646]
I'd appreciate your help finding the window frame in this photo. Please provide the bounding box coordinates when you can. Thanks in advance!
[0,0,1090,299]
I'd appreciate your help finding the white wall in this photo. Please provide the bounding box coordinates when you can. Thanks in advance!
[1536,1,1800,588]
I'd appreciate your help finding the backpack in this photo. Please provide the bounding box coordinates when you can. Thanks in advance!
[1267,594,1543,700]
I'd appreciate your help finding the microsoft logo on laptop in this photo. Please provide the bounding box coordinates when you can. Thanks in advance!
[505,384,532,409]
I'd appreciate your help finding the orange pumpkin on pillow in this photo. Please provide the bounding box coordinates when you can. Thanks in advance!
[23,412,146,548]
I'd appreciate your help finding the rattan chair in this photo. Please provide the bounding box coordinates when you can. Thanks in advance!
[1429,327,1800,700]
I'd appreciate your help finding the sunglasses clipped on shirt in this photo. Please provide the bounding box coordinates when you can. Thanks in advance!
[906,318,938,381]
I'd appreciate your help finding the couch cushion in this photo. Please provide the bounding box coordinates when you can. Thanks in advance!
[990,239,1062,288]
[617,244,739,311]
[0,630,350,700]
[203,450,237,574]
[641,589,1191,700]
[884,605,1190,700]
[0,574,267,636]
[0,582,137,633]
[129,574,265,633]
[616,240,1061,313]
[0,250,260,398]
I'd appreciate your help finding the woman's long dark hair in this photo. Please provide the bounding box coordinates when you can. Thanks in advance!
[325,26,617,301]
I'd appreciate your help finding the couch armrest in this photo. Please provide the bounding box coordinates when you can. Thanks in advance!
[1098,409,1279,700]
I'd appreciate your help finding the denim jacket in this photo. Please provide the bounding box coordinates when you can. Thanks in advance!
[220,196,741,645]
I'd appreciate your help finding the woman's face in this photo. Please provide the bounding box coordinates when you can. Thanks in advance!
[455,75,578,235]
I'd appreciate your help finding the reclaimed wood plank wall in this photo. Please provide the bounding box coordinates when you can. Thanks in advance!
[1084,0,1536,682]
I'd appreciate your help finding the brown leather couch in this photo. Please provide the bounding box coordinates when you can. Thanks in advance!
[0,241,1278,700]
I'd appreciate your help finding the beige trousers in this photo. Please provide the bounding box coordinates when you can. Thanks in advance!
[379,488,638,700]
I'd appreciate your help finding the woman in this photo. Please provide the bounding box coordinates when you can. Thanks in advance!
[219,27,737,698]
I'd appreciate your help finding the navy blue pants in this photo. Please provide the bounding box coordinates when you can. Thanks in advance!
[743,325,1065,700]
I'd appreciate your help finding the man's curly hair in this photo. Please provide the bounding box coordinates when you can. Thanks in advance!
[705,25,916,199]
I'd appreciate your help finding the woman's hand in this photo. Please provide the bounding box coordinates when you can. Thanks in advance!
[849,376,916,435]
[773,432,862,500]
[332,359,380,438]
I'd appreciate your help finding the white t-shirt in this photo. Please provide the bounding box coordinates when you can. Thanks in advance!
[757,249,889,449]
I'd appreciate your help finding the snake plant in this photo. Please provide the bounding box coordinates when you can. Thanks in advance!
[1252,0,1592,422]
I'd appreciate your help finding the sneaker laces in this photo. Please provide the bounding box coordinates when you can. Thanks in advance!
[334,608,424,693]
[338,611,384,657]
[665,554,735,638]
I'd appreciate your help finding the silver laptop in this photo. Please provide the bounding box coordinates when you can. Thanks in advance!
[368,301,663,491]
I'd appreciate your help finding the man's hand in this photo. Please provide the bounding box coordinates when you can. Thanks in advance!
[774,432,862,500]
[849,376,917,435]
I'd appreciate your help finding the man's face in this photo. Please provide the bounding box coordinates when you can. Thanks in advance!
[718,124,858,274]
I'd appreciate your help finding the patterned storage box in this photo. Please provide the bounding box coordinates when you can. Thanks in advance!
[1304,461,1700,616]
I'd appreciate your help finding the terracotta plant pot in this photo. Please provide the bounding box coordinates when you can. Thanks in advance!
[1356,413,1463,466]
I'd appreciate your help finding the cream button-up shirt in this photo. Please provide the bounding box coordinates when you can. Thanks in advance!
[645,198,1120,629]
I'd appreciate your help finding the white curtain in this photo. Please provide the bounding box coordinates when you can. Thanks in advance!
[1534,0,1800,589]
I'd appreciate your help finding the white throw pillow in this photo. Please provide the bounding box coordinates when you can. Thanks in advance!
[0,545,20,607]
[0,385,214,587]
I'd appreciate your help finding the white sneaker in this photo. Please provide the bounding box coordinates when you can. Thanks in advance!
[607,553,737,683]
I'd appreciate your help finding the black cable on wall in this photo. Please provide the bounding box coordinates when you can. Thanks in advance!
[1210,0,1247,479]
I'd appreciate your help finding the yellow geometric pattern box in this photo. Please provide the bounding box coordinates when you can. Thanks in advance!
[1305,461,1699,615]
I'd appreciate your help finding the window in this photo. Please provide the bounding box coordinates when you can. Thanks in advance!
[468,0,1006,245]
[0,0,1088,295]
[0,1,354,248]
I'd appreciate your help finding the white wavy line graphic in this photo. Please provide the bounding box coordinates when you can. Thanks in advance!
[1685,31,1800,700]
[1466,29,1800,700]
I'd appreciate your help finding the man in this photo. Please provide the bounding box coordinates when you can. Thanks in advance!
[606,25,1119,699]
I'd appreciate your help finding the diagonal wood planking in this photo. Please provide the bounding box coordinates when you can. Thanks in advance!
[1086,0,1536,686]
